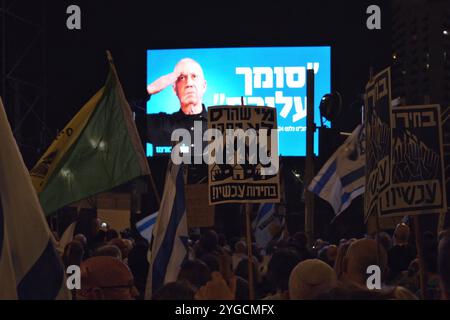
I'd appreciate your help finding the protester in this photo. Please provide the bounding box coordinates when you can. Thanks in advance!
[388,223,416,282]
[342,238,388,288]
[77,256,138,300]
[289,259,337,299]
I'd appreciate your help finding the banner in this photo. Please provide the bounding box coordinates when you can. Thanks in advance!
[146,46,331,156]
[364,68,392,221]
[207,106,280,205]
[379,105,447,217]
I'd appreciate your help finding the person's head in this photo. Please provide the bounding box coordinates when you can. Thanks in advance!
[92,245,122,260]
[342,238,388,287]
[152,281,195,300]
[177,259,211,292]
[73,234,87,247]
[63,240,84,268]
[77,256,138,300]
[198,229,219,255]
[267,248,301,292]
[235,258,259,283]
[292,232,309,249]
[313,239,325,250]
[234,240,247,255]
[334,241,352,280]
[218,233,228,248]
[289,259,337,299]
[312,239,327,257]
[393,223,410,246]
[326,245,338,266]
[105,229,119,242]
[199,253,220,273]
[438,231,450,299]
[123,238,134,251]
[91,230,106,246]
[173,58,206,115]
[109,238,130,260]
[389,286,418,300]
[318,244,336,266]
[317,283,417,300]
[376,232,392,252]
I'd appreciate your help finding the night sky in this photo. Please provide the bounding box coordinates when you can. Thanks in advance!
[38,0,391,134]
[1,0,393,239]
[2,0,392,152]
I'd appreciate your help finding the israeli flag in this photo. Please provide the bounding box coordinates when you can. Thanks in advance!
[144,163,188,299]
[252,203,284,250]
[0,98,69,299]
[308,124,365,216]
[136,211,159,243]
[56,221,77,255]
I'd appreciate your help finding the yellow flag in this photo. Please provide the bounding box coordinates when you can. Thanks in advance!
[30,88,105,192]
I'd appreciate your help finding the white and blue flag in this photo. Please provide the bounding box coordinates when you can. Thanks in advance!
[136,211,159,243]
[145,163,188,299]
[252,203,284,250]
[0,98,69,299]
[56,221,77,255]
[308,124,365,216]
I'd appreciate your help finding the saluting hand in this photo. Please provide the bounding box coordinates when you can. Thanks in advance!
[147,71,180,95]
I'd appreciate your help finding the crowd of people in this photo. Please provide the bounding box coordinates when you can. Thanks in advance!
[57,218,450,300]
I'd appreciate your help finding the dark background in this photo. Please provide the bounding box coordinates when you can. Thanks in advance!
[42,0,391,136]
[1,0,393,241]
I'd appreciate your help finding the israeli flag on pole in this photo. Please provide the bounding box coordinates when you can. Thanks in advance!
[0,98,69,299]
[56,221,77,255]
[308,124,365,216]
[252,203,284,250]
[144,163,188,299]
[136,211,159,243]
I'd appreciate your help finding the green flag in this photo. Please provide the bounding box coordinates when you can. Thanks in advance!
[31,59,150,215]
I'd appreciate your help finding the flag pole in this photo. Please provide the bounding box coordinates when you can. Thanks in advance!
[105,50,161,206]
[375,211,381,270]
[414,215,427,299]
[438,211,446,235]
[245,203,255,300]
[305,68,315,245]
[239,97,255,300]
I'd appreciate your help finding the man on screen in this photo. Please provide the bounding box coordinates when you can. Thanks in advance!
[147,57,207,116]
[146,58,208,181]
[146,58,208,142]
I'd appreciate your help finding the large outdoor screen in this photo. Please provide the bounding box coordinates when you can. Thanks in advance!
[146,46,331,157]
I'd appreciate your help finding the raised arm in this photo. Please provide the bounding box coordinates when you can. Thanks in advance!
[146,71,180,95]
